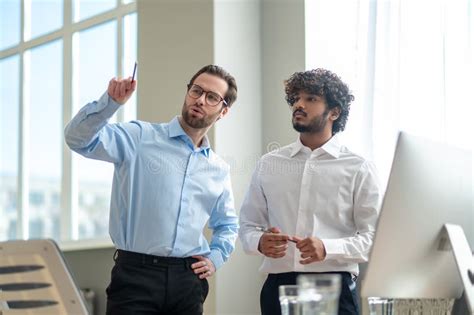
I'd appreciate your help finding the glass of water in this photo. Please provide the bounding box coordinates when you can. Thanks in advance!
[279,285,301,315]
[367,297,394,315]
[297,274,341,315]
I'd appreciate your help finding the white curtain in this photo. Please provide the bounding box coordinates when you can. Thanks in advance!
[306,0,474,183]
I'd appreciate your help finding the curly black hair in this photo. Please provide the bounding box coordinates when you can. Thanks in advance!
[284,68,354,135]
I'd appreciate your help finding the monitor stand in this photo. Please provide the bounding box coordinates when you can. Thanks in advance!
[438,223,474,314]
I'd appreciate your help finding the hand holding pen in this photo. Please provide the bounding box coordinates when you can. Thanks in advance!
[256,226,297,243]
[256,226,295,259]
[108,62,137,105]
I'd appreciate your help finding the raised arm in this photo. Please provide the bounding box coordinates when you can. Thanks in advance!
[64,77,140,164]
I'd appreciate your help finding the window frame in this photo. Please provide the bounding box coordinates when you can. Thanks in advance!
[0,0,137,244]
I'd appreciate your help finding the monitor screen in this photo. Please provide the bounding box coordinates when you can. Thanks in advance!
[361,132,473,299]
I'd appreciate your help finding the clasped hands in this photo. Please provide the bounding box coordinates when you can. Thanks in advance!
[257,227,326,264]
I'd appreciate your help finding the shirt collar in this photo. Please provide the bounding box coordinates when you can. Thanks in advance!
[290,135,341,159]
[168,116,211,158]
[290,137,306,157]
[321,135,341,158]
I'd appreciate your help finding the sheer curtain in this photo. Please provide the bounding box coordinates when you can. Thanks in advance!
[306,0,474,183]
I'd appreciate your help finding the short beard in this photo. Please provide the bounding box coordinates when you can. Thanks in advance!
[181,102,221,129]
[292,111,329,134]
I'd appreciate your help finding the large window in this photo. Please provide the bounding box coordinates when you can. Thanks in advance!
[0,0,137,242]
[0,55,19,240]
[306,0,474,182]
[74,21,117,239]
[27,40,63,239]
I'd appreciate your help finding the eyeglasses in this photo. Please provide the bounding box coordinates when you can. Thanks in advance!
[187,84,228,107]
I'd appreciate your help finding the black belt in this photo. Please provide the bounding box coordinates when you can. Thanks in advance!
[114,249,198,266]
[269,271,357,282]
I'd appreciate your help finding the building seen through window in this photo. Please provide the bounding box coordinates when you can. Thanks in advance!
[0,0,137,242]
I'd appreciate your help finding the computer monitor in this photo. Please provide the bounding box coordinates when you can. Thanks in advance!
[361,132,473,301]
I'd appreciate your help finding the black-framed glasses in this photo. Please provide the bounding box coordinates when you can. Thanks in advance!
[187,84,228,107]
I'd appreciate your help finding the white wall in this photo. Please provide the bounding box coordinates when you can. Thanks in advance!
[64,247,116,315]
[214,1,264,314]
[137,0,214,124]
[262,0,305,151]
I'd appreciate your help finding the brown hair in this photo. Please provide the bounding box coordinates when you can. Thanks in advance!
[188,65,238,107]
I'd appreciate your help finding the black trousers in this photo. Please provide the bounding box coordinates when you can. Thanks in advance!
[260,272,359,315]
[106,249,209,315]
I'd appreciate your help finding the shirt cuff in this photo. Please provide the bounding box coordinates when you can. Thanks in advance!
[248,232,265,256]
[207,250,225,270]
[85,92,122,118]
[321,238,345,260]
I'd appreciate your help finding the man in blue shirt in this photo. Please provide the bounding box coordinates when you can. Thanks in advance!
[65,64,239,315]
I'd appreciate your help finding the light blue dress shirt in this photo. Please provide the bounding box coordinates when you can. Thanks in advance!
[64,92,238,269]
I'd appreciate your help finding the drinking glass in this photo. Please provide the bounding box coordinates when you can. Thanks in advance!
[367,297,394,315]
[297,274,341,315]
[279,285,301,315]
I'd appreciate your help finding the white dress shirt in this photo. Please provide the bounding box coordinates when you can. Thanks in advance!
[239,136,381,276]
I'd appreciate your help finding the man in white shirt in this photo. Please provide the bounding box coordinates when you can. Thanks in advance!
[239,68,381,315]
